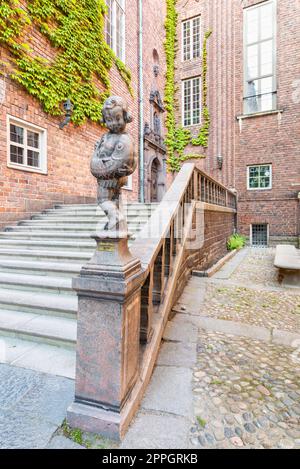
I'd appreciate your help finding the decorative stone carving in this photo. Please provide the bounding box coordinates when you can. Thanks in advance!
[91,96,137,232]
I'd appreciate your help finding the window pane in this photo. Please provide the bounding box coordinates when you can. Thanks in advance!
[249,166,259,177]
[249,177,259,188]
[183,21,191,61]
[10,124,24,144]
[247,44,258,79]
[27,149,40,168]
[10,145,24,164]
[192,78,200,125]
[192,17,201,59]
[260,76,273,111]
[246,8,259,43]
[183,80,191,126]
[116,2,125,60]
[105,0,113,47]
[260,3,273,40]
[260,40,273,76]
[27,130,39,149]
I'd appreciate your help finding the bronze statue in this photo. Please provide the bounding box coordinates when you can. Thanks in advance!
[91,96,137,231]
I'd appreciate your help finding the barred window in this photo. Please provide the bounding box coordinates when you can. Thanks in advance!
[182,77,201,127]
[182,16,201,61]
[244,1,276,114]
[105,0,125,62]
[7,117,47,174]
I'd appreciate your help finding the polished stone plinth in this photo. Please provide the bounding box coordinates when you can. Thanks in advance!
[67,232,143,440]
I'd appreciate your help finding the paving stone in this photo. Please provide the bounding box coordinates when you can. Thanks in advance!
[157,342,196,368]
[244,423,256,433]
[142,366,193,418]
[230,437,244,447]
[121,412,190,449]
[46,435,84,449]
[224,427,235,438]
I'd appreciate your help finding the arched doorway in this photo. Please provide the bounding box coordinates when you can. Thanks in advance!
[151,158,159,202]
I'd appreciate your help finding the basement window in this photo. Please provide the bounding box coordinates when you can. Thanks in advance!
[251,224,269,246]
[7,116,47,174]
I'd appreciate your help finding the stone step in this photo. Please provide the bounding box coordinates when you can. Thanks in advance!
[29,215,151,223]
[0,201,155,377]
[0,239,95,252]
[0,309,76,349]
[0,288,77,318]
[0,335,75,379]
[0,231,139,240]
[0,259,82,277]
[4,223,144,232]
[0,248,92,263]
[53,203,157,210]
[0,272,73,295]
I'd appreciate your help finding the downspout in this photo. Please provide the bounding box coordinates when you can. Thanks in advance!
[138,0,145,203]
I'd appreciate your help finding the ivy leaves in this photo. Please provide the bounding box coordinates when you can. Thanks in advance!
[0,0,132,125]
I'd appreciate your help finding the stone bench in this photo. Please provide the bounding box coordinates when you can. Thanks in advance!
[274,244,300,286]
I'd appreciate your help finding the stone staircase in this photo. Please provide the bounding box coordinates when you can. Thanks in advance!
[0,203,156,378]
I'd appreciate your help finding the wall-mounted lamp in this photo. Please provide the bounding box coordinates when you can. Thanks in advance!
[59,99,74,130]
[217,154,223,170]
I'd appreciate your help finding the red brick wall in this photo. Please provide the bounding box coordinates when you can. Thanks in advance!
[175,207,235,304]
[0,0,166,228]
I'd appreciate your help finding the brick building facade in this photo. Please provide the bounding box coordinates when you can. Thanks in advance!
[0,0,299,244]
[176,0,300,245]
[0,0,167,229]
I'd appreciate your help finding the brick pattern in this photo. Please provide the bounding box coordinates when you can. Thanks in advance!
[175,209,235,304]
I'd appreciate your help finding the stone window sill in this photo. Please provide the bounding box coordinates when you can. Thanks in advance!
[236,109,284,120]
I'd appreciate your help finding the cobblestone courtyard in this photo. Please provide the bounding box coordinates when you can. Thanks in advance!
[189,248,300,449]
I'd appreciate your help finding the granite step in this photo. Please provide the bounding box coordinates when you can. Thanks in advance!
[0,309,76,349]
[0,202,155,376]
[0,288,77,318]
[0,248,92,263]
[0,239,95,252]
[0,272,73,294]
[0,259,82,276]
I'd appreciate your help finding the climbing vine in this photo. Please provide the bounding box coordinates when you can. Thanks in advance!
[164,0,212,172]
[0,0,133,125]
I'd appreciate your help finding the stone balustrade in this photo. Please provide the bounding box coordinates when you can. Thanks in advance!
[67,163,237,440]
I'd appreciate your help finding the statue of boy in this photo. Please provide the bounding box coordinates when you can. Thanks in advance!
[91,96,137,231]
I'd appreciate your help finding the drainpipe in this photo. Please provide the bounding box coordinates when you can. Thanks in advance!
[138,0,145,203]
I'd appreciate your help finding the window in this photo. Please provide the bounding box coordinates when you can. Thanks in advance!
[182,16,201,61]
[244,1,276,114]
[105,0,125,62]
[251,224,268,246]
[182,77,201,127]
[7,117,47,174]
[247,164,272,190]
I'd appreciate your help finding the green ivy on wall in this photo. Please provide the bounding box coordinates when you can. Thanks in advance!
[164,0,212,172]
[0,0,132,125]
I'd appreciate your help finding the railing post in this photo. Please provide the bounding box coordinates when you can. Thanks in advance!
[67,234,144,440]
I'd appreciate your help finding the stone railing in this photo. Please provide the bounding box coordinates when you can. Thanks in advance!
[67,163,237,440]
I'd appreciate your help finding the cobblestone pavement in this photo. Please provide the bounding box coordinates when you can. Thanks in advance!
[189,247,300,449]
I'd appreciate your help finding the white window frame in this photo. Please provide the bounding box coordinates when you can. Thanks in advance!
[247,164,272,191]
[105,0,126,63]
[243,0,277,114]
[182,16,201,62]
[7,115,47,175]
[182,76,201,127]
